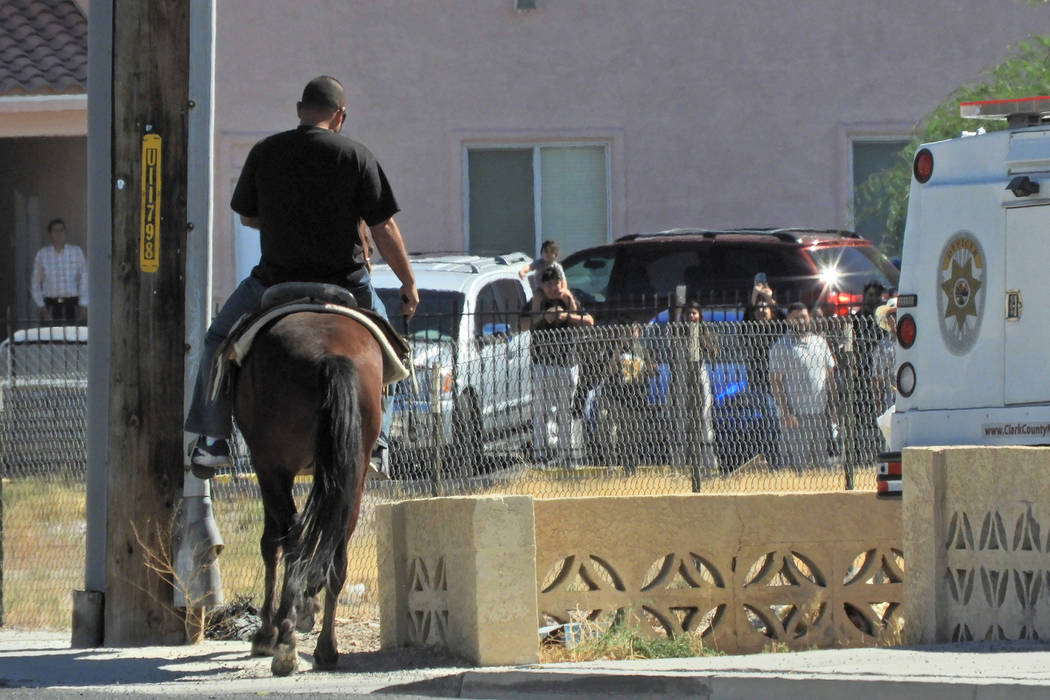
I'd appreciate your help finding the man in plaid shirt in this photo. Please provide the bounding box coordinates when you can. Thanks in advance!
[31,218,88,322]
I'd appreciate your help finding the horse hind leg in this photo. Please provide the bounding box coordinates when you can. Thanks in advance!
[250,540,279,656]
[296,585,322,633]
[312,546,347,671]
[252,479,296,657]
[268,539,311,676]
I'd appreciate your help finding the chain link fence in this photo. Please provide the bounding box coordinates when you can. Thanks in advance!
[0,311,895,631]
[384,313,893,487]
[0,322,89,628]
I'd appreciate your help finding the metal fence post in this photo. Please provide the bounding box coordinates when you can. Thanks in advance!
[429,361,444,497]
[841,321,857,491]
[687,321,704,493]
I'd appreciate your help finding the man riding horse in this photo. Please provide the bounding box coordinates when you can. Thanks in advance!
[184,75,418,478]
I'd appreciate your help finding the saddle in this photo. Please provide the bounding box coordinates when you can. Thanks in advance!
[208,282,411,401]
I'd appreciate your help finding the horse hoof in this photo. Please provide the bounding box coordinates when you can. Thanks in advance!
[271,644,298,677]
[251,629,277,656]
[251,639,274,657]
[312,650,338,671]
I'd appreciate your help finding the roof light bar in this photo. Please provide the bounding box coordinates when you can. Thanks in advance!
[960,96,1050,120]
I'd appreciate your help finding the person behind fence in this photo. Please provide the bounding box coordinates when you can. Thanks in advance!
[857,280,885,317]
[525,264,593,465]
[874,296,898,397]
[768,302,835,473]
[749,271,775,310]
[601,320,655,475]
[742,299,786,469]
[873,296,898,444]
[848,280,888,467]
[31,218,88,323]
[184,75,419,479]
[672,301,719,473]
[518,239,563,291]
[743,281,785,321]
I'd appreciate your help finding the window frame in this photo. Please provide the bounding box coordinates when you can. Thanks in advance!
[462,141,613,255]
[840,125,913,234]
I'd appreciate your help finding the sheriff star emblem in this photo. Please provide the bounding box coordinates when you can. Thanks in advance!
[936,233,985,354]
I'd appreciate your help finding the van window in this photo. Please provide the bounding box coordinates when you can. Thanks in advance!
[378,288,464,341]
[493,279,528,315]
[615,245,707,301]
[476,280,528,336]
[474,283,500,336]
[700,245,814,303]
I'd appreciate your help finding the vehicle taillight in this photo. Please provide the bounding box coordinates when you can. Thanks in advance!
[877,451,902,498]
[914,148,933,184]
[441,369,455,394]
[832,292,861,315]
[897,313,916,349]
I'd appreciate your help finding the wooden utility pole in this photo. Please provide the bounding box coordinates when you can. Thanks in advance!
[106,0,190,644]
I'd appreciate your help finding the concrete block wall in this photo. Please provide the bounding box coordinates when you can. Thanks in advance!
[903,446,1050,644]
[378,492,902,663]
[375,496,539,666]
[534,493,903,654]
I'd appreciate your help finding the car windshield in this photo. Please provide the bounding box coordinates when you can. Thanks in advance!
[808,246,898,293]
[376,288,464,342]
[563,248,616,304]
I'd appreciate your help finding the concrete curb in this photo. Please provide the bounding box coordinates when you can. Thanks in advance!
[382,669,1050,699]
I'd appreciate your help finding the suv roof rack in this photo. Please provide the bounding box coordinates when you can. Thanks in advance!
[399,251,531,274]
[617,228,859,243]
[494,252,531,265]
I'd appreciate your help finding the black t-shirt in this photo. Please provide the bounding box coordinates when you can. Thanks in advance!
[231,125,400,287]
[530,296,583,367]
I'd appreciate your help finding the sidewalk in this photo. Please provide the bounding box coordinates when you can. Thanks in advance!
[1,629,1050,698]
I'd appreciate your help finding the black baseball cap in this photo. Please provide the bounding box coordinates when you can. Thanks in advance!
[541,265,564,282]
[299,76,345,111]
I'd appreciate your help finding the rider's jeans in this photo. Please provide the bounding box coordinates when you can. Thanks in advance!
[184,273,393,449]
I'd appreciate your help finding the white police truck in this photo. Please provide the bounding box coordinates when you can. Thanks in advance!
[890,96,1050,453]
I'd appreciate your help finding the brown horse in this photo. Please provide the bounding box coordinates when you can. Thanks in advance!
[233,311,382,676]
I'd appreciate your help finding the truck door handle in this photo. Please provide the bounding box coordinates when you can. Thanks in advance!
[1006,289,1023,321]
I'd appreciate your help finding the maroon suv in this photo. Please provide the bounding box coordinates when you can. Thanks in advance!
[560,228,899,322]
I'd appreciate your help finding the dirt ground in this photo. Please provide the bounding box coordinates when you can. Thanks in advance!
[331,616,381,653]
[204,596,385,657]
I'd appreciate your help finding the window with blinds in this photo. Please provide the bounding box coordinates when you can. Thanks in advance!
[466,144,610,257]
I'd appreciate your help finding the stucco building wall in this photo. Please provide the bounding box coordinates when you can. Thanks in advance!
[202,1,1050,301]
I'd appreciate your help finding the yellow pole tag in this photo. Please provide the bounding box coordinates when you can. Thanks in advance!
[139,133,162,273]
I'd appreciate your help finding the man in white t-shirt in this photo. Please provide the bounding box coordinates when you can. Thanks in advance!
[768,302,835,473]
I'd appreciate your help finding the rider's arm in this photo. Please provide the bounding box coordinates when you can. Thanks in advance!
[240,215,260,229]
[369,216,419,318]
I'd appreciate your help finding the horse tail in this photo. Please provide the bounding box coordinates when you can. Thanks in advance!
[290,354,361,592]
